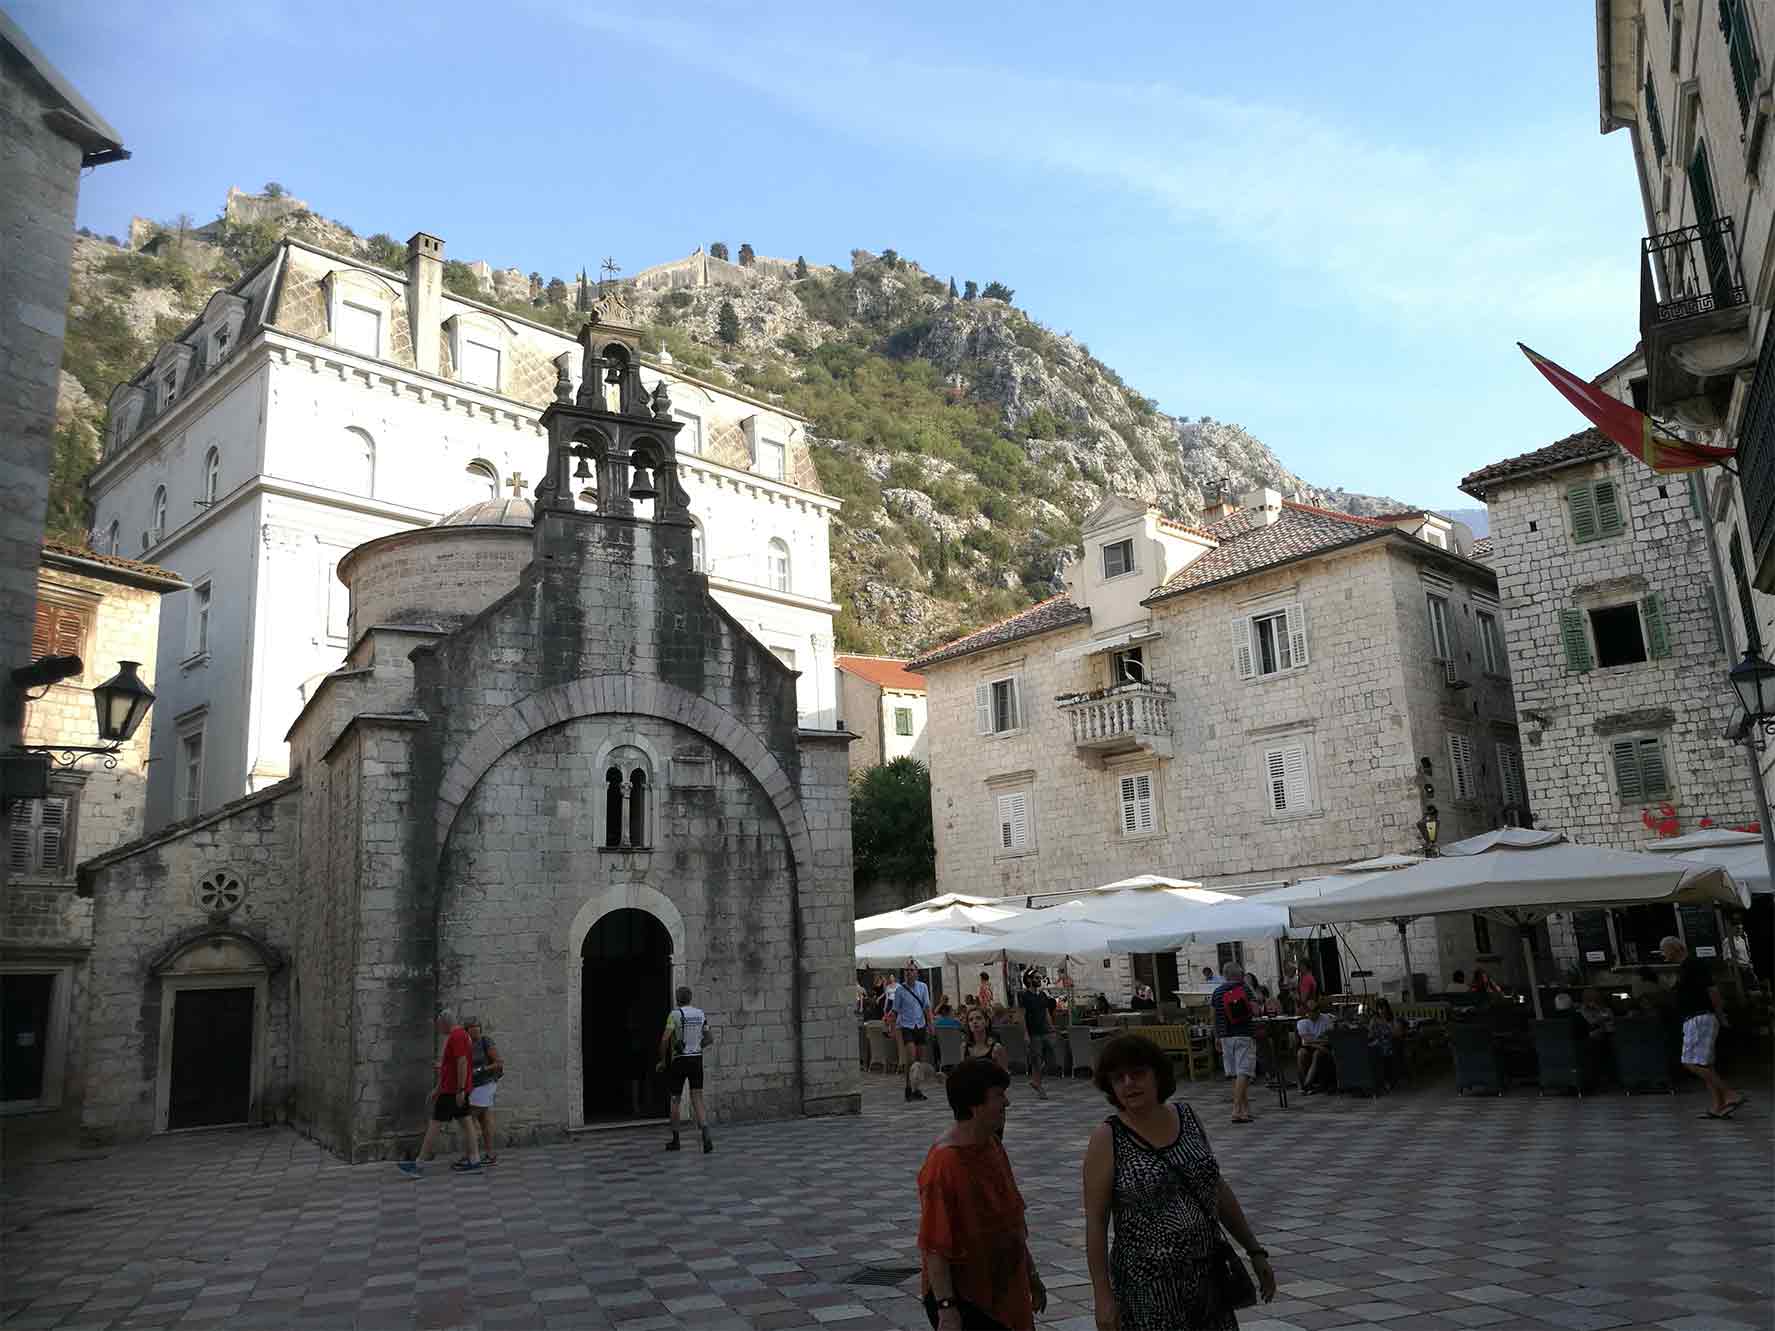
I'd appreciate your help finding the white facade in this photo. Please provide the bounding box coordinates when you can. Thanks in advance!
[86,236,840,829]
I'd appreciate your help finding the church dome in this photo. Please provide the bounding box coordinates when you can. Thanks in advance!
[433,496,534,528]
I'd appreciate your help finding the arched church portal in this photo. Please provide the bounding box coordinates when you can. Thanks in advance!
[581,908,674,1122]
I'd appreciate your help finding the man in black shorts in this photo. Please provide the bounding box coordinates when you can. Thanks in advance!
[398,1009,480,1176]
[659,986,713,1153]
[891,963,933,1102]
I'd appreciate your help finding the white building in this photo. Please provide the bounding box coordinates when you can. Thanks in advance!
[85,234,840,830]
[835,655,928,771]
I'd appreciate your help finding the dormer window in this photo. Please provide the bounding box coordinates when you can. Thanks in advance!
[1423,529,1446,549]
[213,324,231,361]
[336,301,381,357]
[459,337,501,389]
[1102,538,1136,579]
[162,370,178,408]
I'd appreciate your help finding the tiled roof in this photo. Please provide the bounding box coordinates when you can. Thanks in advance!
[908,595,1090,670]
[835,655,927,692]
[1147,502,1394,600]
[1471,535,1495,561]
[1459,428,1613,498]
[41,539,184,585]
[1155,515,1218,540]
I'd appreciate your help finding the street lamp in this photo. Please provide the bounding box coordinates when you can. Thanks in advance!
[1729,649,1775,738]
[1416,805,1440,857]
[6,656,156,781]
[93,661,155,745]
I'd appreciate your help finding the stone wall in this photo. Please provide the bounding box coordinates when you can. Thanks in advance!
[1486,457,1748,845]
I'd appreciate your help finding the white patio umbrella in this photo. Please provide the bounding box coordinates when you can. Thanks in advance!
[1105,895,1302,953]
[949,911,1119,966]
[854,900,1026,942]
[1285,827,1746,1015]
[1251,856,1428,986]
[855,927,993,967]
[1644,828,1770,897]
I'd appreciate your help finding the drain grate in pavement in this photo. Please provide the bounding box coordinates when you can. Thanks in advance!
[844,1265,921,1286]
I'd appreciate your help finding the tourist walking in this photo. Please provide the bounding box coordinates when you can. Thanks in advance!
[892,963,934,1102]
[916,1058,1047,1329]
[659,986,714,1152]
[398,1009,481,1176]
[1662,937,1747,1119]
[1018,972,1058,1100]
[976,970,995,1008]
[1209,963,1257,1124]
[1082,1034,1275,1330]
[463,1015,502,1166]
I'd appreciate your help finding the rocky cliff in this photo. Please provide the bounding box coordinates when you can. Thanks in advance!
[53,195,1419,654]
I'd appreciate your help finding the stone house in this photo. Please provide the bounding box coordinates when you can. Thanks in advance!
[910,491,1524,1001]
[70,322,857,1157]
[4,542,181,1128]
[84,231,840,833]
[1460,426,1751,970]
[835,655,928,772]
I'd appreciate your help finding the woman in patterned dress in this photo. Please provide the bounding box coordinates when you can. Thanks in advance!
[1082,1035,1276,1330]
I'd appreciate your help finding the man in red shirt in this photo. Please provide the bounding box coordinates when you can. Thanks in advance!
[398,1010,481,1176]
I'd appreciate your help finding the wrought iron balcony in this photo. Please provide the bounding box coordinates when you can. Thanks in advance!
[1055,680,1174,760]
[1642,217,1748,326]
[1639,217,1756,421]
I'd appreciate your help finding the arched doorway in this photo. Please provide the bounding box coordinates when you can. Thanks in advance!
[581,908,673,1122]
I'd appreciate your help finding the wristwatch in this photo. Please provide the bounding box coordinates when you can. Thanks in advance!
[934,1297,957,1310]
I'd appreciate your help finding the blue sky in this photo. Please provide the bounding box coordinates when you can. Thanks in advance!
[23,1,1645,509]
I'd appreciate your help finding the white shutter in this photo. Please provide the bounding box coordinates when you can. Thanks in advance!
[997,792,1030,850]
[1120,776,1138,834]
[39,797,67,876]
[1282,745,1310,811]
[997,794,1014,847]
[1233,617,1254,680]
[1286,602,1309,668]
[1119,773,1154,836]
[1264,747,1289,812]
[976,683,993,735]
[1448,735,1475,801]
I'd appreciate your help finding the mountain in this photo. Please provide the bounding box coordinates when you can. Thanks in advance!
[1438,506,1489,537]
[51,194,1420,656]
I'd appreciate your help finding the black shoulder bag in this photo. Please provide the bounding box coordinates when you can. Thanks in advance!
[1156,1105,1258,1319]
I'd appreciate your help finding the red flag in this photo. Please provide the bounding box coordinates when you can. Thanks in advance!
[1518,343,1736,473]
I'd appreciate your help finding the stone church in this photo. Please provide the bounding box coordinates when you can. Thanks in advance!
[75,316,859,1158]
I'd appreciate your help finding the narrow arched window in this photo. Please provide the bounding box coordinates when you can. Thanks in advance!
[152,486,167,540]
[203,447,221,505]
[691,521,705,573]
[605,767,624,848]
[465,459,499,504]
[767,538,790,593]
[629,768,648,847]
[343,427,375,497]
[107,520,120,555]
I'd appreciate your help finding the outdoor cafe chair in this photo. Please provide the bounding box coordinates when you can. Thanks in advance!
[1329,1027,1380,1097]
[1531,1019,1587,1097]
[999,1023,1029,1074]
[1612,1015,1675,1093]
[865,1024,897,1074]
[935,1026,964,1071]
[1067,1026,1098,1078]
[1449,1022,1504,1095]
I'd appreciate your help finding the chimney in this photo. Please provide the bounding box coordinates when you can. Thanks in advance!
[406,232,444,375]
[1200,477,1239,521]
[1241,487,1284,526]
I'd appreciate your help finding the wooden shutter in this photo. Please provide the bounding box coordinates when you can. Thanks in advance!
[38,797,67,876]
[1498,744,1526,806]
[1611,738,1643,800]
[1593,480,1624,536]
[30,601,86,663]
[1285,602,1309,668]
[1559,609,1594,672]
[1282,745,1310,811]
[1637,738,1669,796]
[997,792,1029,850]
[975,683,993,735]
[1232,618,1254,680]
[1448,735,1475,801]
[6,807,31,873]
[1641,593,1671,658]
[1567,482,1599,543]
[1264,748,1289,812]
[6,796,68,876]
[1119,773,1154,836]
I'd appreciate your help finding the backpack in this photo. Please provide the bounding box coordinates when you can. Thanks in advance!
[1222,983,1252,1026]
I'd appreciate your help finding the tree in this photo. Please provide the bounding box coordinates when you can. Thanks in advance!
[948,276,958,298]
[545,276,568,305]
[263,182,287,199]
[738,243,755,267]
[850,757,935,885]
[717,300,740,346]
[795,255,809,279]
[710,241,729,260]
[963,280,978,301]
[364,232,405,270]
[982,280,1014,302]
[46,422,97,543]
[442,259,482,299]
[881,248,900,268]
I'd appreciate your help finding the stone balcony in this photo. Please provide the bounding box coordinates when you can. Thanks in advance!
[1640,217,1755,424]
[1055,680,1174,762]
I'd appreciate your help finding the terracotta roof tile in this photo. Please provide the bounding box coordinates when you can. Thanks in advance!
[1471,535,1495,560]
[909,595,1090,670]
[835,655,927,692]
[41,539,183,583]
[1148,503,1392,599]
[1459,428,1614,498]
[1155,515,1219,541]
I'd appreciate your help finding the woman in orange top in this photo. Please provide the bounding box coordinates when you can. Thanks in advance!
[917,1058,1045,1329]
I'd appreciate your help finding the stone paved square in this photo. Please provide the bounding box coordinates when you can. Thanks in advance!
[2,1070,1769,1331]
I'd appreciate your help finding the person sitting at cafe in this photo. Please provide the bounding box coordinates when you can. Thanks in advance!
[1469,967,1502,995]
[1295,997,1335,1093]
[1093,992,1113,1017]
[934,1001,964,1031]
[1130,984,1158,1011]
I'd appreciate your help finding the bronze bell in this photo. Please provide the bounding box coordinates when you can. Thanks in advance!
[628,465,659,500]
[573,454,592,481]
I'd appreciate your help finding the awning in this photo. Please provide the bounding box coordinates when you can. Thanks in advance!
[1053,627,1161,662]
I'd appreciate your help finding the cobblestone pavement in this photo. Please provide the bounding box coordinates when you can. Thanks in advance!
[2,1067,1770,1331]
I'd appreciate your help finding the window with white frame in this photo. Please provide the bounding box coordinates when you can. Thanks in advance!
[1102,538,1136,579]
[756,437,785,480]
[1498,742,1526,807]
[6,790,75,878]
[1262,742,1312,814]
[1611,735,1671,800]
[161,369,178,409]
[323,554,349,643]
[202,448,220,505]
[1234,604,1308,679]
[1118,771,1156,837]
[1423,528,1447,549]
[766,539,791,592]
[459,338,501,390]
[1477,610,1506,675]
[212,323,231,363]
[975,676,1022,735]
[178,727,205,821]
[1447,733,1477,801]
[995,790,1032,853]
[151,486,167,542]
[691,522,706,573]
[187,580,212,659]
[464,459,500,503]
[335,300,382,357]
[674,410,704,456]
[1111,646,1145,684]
[1426,593,1454,660]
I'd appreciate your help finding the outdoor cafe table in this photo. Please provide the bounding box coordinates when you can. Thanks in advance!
[1254,1015,1295,1109]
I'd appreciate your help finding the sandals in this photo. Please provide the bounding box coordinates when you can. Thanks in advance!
[1720,1097,1747,1118]
[1230,1115,1254,1124]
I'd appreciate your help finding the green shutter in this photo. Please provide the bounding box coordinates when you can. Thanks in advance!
[1568,483,1599,543]
[1642,592,1671,658]
[1612,739,1643,800]
[1560,609,1594,672]
[1638,738,1670,796]
[1593,480,1624,536]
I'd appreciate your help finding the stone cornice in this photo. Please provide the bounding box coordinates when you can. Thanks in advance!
[705,574,840,615]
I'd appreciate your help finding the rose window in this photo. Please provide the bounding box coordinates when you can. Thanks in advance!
[196,871,245,914]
